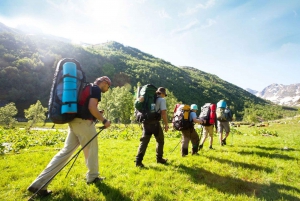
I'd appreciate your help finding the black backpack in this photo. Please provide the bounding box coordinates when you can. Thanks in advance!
[134,84,161,123]
[172,104,194,131]
[48,58,86,124]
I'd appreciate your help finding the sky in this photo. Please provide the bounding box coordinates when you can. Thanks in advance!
[0,0,299,91]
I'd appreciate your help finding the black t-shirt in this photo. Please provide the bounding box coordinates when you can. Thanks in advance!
[77,84,101,120]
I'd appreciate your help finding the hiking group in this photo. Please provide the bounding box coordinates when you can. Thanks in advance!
[27,58,233,198]
[172,100,233,157]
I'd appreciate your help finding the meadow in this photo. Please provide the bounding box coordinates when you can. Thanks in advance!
[0,118,300,201]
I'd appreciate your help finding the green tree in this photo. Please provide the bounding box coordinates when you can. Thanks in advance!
[102,63,115,78]
[99,86,134,124]
[165,89,179,122]
[0,102,18,128]
[24,100,47,128]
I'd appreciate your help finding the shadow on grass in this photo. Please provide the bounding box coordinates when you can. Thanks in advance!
[178,164,300,201]
[206,156,273,173]
[237,150,296,160]
[36,183,132,201]
[240,145,298,152]
[94,182,132,201]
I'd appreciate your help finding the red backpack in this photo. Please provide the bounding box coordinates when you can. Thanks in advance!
[199,103,216,126]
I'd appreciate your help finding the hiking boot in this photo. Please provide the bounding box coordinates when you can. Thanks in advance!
[191,147,199,155]
[182,148,188,157]
[199,144,203,150]
[87,177,105,184]
[136,161,145,168]
[222,139,226,145]
[157,158,168,164]
[27,186,52,197]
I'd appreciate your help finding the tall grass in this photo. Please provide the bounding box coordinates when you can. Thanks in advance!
[0,118,300,201]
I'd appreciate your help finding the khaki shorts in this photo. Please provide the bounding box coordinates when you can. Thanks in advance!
[203,125,214,138]
[217,121,230,133]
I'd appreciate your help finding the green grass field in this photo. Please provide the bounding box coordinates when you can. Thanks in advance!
[0,119,300,201]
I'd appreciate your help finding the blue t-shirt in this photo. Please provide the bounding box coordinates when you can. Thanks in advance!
[189,111,197,122]
[155,96,167,112]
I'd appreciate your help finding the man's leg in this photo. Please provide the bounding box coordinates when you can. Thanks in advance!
[154,123,167,164]
[199,126,208,149]
[28,122,80,193]
[181,130,190,156]
[190,129,200,155]
[135,124,152,167]
[72,119,100,183]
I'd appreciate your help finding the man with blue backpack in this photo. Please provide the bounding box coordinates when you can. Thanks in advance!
[216,100,233,146]
[28,75,112,197]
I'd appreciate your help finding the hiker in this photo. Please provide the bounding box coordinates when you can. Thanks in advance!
[27,76,112,197]
[135,87,169,167]
[199,103,217,150]
[181,104,205,157]
[216,100,232,146]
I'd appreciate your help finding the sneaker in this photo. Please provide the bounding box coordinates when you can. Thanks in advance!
[191,152,199,155]
[209,146,214,150]
[87,177,105,184]
[199,144,203,150]
[27,186,52,197]
[222,139,226,145]
[157,158,168,164]
[136,161,145,168]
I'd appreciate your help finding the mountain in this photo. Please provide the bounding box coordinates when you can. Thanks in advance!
[0,22,270,119]
[0,22,22,34]
[256,83,300,107]
[245,88,258,95]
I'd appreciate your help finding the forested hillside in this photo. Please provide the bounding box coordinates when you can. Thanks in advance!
[0,25,270,119]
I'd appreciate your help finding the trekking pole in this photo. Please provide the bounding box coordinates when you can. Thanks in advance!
[28,126,106,201]
[170,139,181,154]
[199,125,203,142]
[65,126,105,178]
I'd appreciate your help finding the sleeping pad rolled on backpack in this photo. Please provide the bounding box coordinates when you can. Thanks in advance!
[216,100,232,121]
[216,100,226,121]
[48,58,86,124]
[134,84,161,123]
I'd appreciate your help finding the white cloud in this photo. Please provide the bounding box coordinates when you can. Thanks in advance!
[159,9,171,19]
[179,0,215,16]
[171,20,199,35]
[201,18,216,29]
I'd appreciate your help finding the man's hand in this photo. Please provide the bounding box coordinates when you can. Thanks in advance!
[138,96,144,102]
[164,124,169,132]
[103,120,111,128]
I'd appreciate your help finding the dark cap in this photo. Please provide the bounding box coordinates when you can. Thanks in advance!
[156,87,167,96]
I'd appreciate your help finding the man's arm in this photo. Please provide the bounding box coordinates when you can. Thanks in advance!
[88,98,110,128]
[193,117,205,124]
[161,110,169,132]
